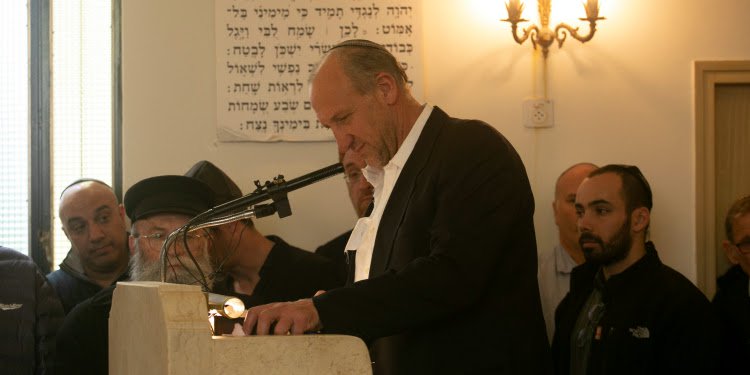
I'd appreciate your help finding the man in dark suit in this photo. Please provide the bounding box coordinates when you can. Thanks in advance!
[243,39,550,374]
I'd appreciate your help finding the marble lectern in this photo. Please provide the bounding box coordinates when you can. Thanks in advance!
[109,281,372,374]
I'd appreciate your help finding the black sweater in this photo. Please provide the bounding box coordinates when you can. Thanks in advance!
[712,265,750,375]
[0,246,64,374]
[552,242,719,375]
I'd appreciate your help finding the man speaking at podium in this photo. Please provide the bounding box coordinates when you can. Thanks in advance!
[243,39,551,374]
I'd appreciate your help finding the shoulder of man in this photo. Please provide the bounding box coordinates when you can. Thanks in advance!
[433,111,508,150]
[61,285,115,327]
[56,286,113,375]
[47,250,96,286]
[314,230,351,260]
[0,246,32,262]
[267,235,321,261]
[715,265,748,297]
[653,262,711,304]
[0,247,48,301]
[265,235,342,287]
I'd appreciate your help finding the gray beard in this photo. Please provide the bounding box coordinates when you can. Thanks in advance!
[130,248,215,290]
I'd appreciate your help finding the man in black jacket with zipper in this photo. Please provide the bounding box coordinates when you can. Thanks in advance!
[552,165,719,375]
[0,246,64,374]
[47,179,130,314]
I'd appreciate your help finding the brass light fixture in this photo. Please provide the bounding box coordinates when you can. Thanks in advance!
[207,293,245,319]
[502,0,605,58]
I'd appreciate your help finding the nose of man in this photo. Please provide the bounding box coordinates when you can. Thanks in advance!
[359,179,374,195]
[89,222,106,243]
[577,210,592,232]
[332,130,355,155]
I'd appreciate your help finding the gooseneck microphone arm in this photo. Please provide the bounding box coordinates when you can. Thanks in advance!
[159,162,344,284]
[191,162,344,224]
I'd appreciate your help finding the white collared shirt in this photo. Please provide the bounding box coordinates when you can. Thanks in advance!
[537,243,579,343]
[345,104,434,282]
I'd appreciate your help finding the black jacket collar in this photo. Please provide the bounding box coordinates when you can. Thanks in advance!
[571,241,661,299]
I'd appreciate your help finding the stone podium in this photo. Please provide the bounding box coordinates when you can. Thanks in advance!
[109,281,371,374]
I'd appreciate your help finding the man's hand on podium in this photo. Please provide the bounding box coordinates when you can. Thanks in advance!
[243,293,324,336]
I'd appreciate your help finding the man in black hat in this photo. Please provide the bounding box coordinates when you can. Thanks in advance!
[185,160,343,307]
[125,175,216,288]
[55,174,216,375]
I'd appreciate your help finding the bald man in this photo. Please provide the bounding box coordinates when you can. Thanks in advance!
[538,163,597,341]
[47,179,130,314]
[243,39,550,374]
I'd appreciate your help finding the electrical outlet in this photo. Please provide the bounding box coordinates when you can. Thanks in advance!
[523,98,554,128]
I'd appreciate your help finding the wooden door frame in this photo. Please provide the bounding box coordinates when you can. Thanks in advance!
[695,60,750,297]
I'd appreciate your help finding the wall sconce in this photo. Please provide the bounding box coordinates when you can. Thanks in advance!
[502,0,604,58]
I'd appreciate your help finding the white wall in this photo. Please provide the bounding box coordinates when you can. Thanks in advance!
[122,0,356,249]
[123,0,750,281]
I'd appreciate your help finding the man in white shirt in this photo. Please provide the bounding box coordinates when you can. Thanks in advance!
[538,163,597,342]
[243,39,550,374]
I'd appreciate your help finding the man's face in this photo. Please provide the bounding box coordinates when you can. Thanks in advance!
[208,221,245,270]
[129,213,214,288]
[311,55,398,169]
[553,165,597,251]
[59,182,128,274]
[342,150,374,217]
[724,212,750,276]
[575,173,633,266]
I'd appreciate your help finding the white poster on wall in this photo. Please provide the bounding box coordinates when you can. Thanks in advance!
[215,0,423,142]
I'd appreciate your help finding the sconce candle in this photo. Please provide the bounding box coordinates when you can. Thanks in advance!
[501,0,605,58]
[503,0,526,23]
[583,0,600,20]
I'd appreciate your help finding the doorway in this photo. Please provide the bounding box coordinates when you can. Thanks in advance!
[695,61,750,298]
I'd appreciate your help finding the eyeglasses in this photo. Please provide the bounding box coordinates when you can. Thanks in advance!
[733,241,750,254]
[131,232,205,249]
[344,170,364,185]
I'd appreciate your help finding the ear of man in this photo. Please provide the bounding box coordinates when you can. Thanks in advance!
[118,203,127,224]
[721,239,740,265]
[374,71,398,105]
[631,207,650,232]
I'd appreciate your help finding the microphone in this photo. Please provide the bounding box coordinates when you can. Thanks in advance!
[190,162,344,224]
[280,162,345,194]
[160,163,344,284]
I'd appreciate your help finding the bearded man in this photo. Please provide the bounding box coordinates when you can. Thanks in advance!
[551,164,719,375]
[55,175,216,375]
